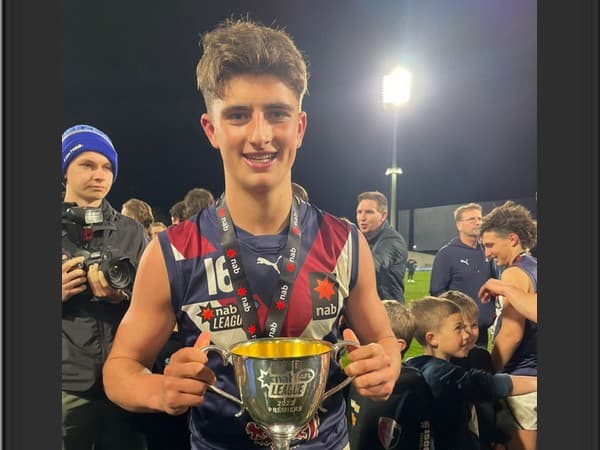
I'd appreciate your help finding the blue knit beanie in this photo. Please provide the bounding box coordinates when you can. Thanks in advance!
[61,124,118,183]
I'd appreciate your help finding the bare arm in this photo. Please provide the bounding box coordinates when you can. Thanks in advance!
[508,375,537,396]
[479,278,537,323]
[103,238,215,414]
[491,268,532,372]
[343,232,402,401]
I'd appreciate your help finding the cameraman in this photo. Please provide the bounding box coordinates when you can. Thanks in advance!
[61,124,148,450]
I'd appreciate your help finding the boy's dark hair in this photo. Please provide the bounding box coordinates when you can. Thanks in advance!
[480,200,537,250]
[439,290,479,320]
[196,18,309,111]
[409,296,462,346]
[183,187,215,218]
[381,300,416,356]
[169,200,187,222]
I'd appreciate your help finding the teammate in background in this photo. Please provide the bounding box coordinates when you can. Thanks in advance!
[406,257,418,283]
[183,187,215,218]
[103,19,401,450]
[480,201,538,450]
[430,203,498,347]
[356,191,409,303]
[122,198,155,241]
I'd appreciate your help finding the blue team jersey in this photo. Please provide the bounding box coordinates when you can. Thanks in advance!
[158,201,359,449]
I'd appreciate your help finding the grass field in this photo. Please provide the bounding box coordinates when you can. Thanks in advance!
[402,270,432,360]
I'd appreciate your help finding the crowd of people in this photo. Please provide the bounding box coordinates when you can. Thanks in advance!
[61,18,537,450]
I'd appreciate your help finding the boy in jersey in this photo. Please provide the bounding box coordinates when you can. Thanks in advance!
[103,19,401,449]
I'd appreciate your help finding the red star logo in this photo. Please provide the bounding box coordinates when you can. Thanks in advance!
[248,324,257,335]
[200,305,215,322]
[237,286,248,297]
[226,248,236,258]
[276,300,286,310]
[314,277,336,302]
[287,263,295,272]
[218,208,225,217]
[292,226,300,236]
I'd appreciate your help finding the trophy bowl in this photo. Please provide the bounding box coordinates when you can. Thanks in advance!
[201,337,357,450]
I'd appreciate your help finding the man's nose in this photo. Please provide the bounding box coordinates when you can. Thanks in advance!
[248,114,272,147]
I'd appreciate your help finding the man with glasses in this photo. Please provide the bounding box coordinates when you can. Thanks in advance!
[430,203,498,346]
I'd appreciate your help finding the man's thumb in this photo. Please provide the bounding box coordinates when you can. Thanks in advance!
[193,331,212,349]
[342,328,360,351]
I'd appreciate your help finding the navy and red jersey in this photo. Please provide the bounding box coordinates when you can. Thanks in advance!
[157,201,359,450]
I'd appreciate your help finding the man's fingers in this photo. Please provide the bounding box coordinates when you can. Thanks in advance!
[62,256,85,273]
[342,328,360,351]
[194,331,212,349]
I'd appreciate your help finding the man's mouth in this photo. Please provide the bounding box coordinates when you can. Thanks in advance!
[244,152,277,165]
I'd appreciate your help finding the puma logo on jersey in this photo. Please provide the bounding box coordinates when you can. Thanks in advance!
[460,258,470,266]
[256,256,282,274]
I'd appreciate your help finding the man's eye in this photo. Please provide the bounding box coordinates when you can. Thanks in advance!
[267,110,290,120]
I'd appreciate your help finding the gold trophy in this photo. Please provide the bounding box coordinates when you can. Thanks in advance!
[201,337,357,450]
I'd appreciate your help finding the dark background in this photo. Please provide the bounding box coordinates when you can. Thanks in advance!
[4,1,597,449]
[64,0,537,223]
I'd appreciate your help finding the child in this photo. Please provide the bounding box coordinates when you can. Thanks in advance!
[405,297,536,450]
[441,290,508,449]
[347,300,435,450]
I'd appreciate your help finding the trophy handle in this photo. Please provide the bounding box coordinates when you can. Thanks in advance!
[200,345,245,417]
[318,339,359,412]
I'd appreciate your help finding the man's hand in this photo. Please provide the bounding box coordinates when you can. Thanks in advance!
[342,328,400,401]
[478,278,505,303]
[62,255,87,302]
[87,263,128,303]
[160,332,216,415]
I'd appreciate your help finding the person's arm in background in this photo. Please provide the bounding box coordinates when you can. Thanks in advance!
[479,278,537,323]
[429,248,451,296]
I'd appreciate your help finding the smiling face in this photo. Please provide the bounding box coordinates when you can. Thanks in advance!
[200,74,307,197]
[63,151,113,207]
[481,230,520,267]
[430,312,469,360]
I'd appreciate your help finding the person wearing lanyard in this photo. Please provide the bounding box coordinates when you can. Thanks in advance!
[102,19,401,450]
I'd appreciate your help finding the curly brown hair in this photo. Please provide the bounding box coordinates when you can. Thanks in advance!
[480,201,537,250]
[196,18,309,112]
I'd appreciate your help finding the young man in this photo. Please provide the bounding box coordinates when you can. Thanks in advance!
[430,203,498,347]
[103,19,401,450]
[347,300,435,450]
[480,201,538,450]
[61,124,148,450]
[405,297,537,450]
[356,191,409,303]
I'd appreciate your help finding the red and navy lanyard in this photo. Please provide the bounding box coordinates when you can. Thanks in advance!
[215,196,301,339]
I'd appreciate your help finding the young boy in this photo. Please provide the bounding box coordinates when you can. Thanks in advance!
[347,300,435,450]
[405,297,536,450]
[440,290,508,449]
[102,19,401,450]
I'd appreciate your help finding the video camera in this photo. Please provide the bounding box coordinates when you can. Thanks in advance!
[62,206,136,290]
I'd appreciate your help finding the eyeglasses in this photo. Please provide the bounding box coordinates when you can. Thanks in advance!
[458,217,483,223]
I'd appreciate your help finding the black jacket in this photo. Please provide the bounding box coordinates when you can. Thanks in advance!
[366,221,408,302]
[61,199,147,393]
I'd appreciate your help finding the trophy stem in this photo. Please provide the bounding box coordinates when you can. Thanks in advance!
[269,434,291,450]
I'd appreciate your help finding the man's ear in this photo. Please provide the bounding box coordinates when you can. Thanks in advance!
[200,113,219,149]
[508,232,520,247]
[381,210,388,223]
[295,111,308,149]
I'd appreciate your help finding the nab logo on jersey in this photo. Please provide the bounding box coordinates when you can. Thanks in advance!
[309,272,339,320]
[198,303,242,331]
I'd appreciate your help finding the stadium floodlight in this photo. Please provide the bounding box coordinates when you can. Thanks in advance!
[382,66,412,229]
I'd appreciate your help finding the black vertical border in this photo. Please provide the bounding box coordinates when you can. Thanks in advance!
[3,0,62,448]
[538,1,598,449]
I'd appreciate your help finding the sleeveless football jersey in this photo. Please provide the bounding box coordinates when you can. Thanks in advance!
[158,201,359,449]
[497,253,537,376]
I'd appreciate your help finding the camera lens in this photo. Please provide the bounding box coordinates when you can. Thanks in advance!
[102,257,136,290]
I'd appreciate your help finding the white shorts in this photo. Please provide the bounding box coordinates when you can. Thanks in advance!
[500,391,538,431]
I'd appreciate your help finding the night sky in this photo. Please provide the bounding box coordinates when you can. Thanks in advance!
[64,0,537,223]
